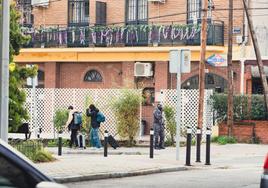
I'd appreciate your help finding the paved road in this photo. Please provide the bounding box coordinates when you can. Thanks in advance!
[65,155,264,188]
[65,167,262,188]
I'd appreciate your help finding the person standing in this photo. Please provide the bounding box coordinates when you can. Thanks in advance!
[153,103,165,150]
[65,106,79,148]
[86,104,102,149]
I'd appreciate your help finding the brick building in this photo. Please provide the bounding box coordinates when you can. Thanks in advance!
[14,0,267,133]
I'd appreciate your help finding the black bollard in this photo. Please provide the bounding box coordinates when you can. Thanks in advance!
[150,128,154,159]
[205,128,211,165]
[196,127,201,162]
[185,127,192,166]
[104,130,108,157]
[58,130,62,156]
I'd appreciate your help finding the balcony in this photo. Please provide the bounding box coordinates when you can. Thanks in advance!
[21,21,224,48]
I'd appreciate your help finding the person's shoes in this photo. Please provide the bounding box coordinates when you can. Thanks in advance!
[154,146,161,150]
[160,146,165,149]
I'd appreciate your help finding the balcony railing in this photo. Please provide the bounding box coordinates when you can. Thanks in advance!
[21,21,224,48]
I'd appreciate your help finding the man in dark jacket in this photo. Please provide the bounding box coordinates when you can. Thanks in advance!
[86,104,102,149]
[153,103,165,149]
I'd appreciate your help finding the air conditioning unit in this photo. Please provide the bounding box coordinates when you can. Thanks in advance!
[134,63,153,77]
[148,0,166,3]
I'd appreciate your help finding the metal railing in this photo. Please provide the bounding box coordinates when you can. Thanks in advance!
[21,20,224,48]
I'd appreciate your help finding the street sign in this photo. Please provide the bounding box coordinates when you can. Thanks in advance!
[169,50,179,73]
[26,64,38,86]
[207,54,227,67]
[169,49,191,73]
[180,49,191,73]
[233,27,241,34]
[27,76,38,86]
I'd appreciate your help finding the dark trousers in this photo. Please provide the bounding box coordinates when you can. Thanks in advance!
[154,124,165,148]
[70,129,78,147]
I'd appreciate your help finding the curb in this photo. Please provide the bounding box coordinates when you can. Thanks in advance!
[53,166,188,183]
[50,150,149,155]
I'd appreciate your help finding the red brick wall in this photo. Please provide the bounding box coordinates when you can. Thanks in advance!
[219,121,268,144]
[155,61,168,92]
[44,62,57,88]
[122,61,135,88]
[245,65,252,94]
[90,0,125,25]
[59,62,123,88]
[33,0,68,26]
[149,0,186,24]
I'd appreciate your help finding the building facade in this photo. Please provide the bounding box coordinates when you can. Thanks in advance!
[15,0,264,133]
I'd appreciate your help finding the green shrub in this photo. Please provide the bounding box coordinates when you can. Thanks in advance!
[53,109,69,132]
[191,139,196,146]
[211,94,267,122]
[163,106,176,146]
[211,136,219,143]
[217,136,237,145]
[113,91,142,146]
[251,95,267,120]
[12,140,55,163]
[47,140,57,147]
[13,140,43,160]
[46,139,69,147]
[33,150,55,163]
[165,138,175,147]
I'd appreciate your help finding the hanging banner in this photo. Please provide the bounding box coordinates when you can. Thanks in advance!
[206,54,227,67]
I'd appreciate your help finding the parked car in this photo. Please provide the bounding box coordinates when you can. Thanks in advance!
[261,154,268,188]
[0,139,66,188]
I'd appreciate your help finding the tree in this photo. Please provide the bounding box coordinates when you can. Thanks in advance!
[113,91,141,146]
[2,2,37,132]
[163,106,176,146]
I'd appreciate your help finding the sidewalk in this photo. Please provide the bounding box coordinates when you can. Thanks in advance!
[35,144,268,183]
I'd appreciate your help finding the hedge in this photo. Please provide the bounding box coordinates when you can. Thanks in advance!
[211,94,268,121]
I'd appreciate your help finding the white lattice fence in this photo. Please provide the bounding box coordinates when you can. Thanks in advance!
[24,88,142,139]
[161,89,213,139]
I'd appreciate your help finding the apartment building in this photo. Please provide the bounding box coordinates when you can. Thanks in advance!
[16,0,268,134]
[14,0,248,91]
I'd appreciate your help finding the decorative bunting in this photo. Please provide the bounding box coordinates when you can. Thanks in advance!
[21,24,201,46]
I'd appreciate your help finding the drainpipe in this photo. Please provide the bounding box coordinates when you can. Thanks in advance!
[240,0,249,95]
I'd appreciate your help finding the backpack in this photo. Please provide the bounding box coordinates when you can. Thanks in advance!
[73,112,83,126]
[96,112,105,123]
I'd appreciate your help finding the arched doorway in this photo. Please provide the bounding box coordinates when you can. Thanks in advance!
[182,73,227,93]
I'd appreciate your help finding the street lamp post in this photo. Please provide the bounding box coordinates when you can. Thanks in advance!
[0,0,10,142]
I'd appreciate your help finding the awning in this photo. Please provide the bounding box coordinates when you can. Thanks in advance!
[251,66,268,77]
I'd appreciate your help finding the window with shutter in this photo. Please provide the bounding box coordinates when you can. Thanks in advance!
[96,1,107,26]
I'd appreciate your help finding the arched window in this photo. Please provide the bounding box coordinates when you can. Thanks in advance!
[181,73,227,93]
[84,70,103,82]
